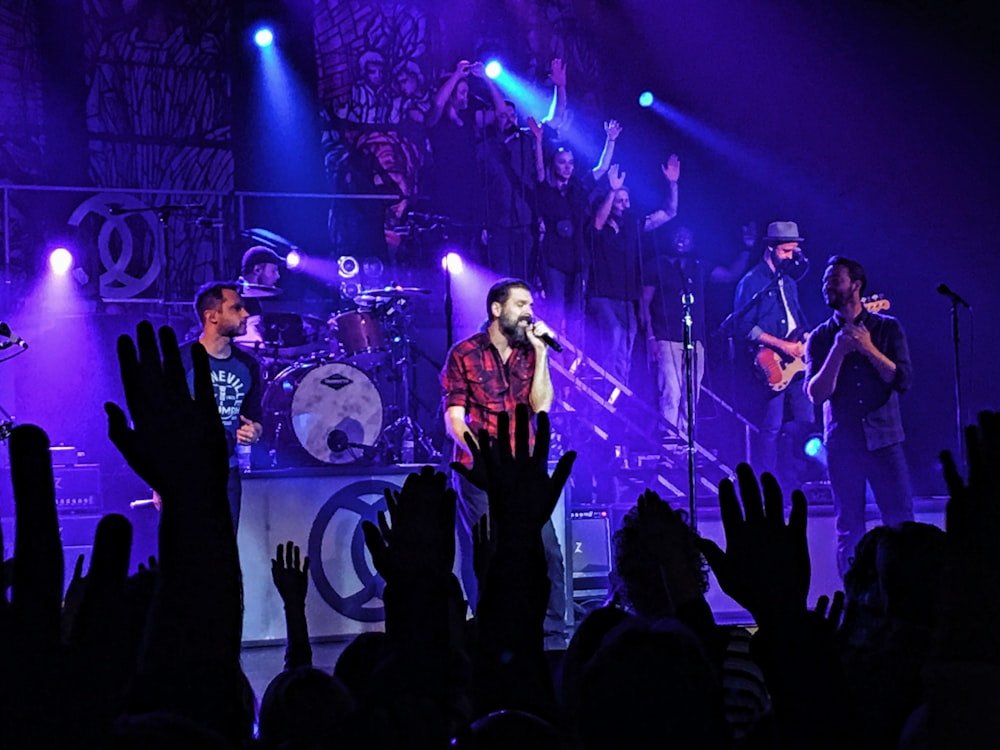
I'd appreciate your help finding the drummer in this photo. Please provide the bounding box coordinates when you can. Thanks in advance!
[238,246,284,320]
[234,246,284,356]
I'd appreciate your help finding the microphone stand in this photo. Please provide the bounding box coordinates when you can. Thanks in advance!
[444,257,454,350]
[681,286,698,530]
[947,297,966,465]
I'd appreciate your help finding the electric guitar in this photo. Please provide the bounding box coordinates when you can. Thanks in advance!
[754,295,891,392]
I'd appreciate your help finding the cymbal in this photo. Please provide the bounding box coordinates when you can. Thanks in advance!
[353,286,430,306]
[239,283,282,298]
[355,285,431,297]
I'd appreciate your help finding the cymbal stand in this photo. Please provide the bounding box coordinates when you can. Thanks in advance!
[382,302,441,464]
[0,401,13,442]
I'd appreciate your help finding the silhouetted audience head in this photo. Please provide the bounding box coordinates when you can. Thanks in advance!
[611,503,708,618]
[450,709,565,749]
[258,666,355,749]
[334,631,387,702]
[575,616,730,750]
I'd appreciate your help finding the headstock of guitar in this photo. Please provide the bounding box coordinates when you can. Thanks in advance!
[862,294,890,313]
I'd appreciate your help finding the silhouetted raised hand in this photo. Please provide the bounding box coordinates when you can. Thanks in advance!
[104,322,248,745]
[455,405,573,720]
[360,466,465,747]
[3,424,65,749]
[697,463,810,628]
[472,512,496,587]
[813,591,845,633]
[271,541,312,670]
[926,412,1000,748]
[362,465,457,583]
[104,321,228,503]
[271,541,309,609]
[453,405,575,545]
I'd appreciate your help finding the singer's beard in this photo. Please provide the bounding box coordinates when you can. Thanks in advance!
[500,312,531,345]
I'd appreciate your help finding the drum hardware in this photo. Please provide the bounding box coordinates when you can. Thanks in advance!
[377,311,441,465]
[238,282,282,298]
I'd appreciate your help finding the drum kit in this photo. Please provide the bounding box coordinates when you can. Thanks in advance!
[233,281,440,469]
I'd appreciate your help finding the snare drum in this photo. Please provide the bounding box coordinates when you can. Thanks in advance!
[333,310,386,368]
[263,360,384,465]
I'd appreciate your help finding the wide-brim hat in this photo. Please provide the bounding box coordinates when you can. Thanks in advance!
[764,220,804,243]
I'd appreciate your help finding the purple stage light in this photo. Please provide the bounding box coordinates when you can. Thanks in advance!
[441,252,464,275]
[49,247,73,275]
[286,249,302,269]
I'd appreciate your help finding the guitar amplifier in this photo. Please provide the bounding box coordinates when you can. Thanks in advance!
[570,508,613,603]
[52,465,103,512]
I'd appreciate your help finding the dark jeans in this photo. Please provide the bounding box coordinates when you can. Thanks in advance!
[754,379,815,489]
[587,296,637,385]
[452,473,567,634]
[540,264,585,349]
[827,438,913,577]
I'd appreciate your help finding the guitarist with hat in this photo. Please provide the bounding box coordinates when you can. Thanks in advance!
[733,220,816,486]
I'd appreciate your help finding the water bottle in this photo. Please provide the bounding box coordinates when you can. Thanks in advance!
[236,442,253,474]
[401,425,415,464]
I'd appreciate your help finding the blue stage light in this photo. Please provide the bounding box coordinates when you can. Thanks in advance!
[638,91,654,108]
[804,435,824,458]
[254,26,274,48]
[484,60,503,79]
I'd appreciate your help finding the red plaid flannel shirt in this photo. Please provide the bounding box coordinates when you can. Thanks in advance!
[441,332,536,466]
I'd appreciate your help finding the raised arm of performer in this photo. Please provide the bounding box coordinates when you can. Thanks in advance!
[591,119,622,181]
[544,58,568,130]
[426,59,472,128]
[642,155,680,231]
[593,164,626,231]
[528,116,546,184]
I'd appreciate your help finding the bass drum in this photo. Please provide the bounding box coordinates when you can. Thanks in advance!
[263,360,384,465]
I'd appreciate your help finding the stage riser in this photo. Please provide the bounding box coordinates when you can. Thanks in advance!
[238,469,570,644]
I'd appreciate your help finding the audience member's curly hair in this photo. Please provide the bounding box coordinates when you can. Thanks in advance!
[611,503,710,618]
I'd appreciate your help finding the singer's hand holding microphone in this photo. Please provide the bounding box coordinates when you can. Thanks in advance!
[527,319,563,353]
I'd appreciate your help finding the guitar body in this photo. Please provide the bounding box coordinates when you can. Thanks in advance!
[754,296,891,393]
[755,334,807,392]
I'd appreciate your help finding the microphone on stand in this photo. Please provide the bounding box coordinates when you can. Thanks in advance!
[0,322,28,349]
[936,283,971,309]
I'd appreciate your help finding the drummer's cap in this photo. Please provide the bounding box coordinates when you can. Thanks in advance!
[241,246,284,274]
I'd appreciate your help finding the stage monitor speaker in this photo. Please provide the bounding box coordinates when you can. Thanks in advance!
[569,508,612,602]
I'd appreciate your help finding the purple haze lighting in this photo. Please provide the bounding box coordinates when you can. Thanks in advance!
[49,247,73,275]
[285,249,302,269]
[441,252,464,275]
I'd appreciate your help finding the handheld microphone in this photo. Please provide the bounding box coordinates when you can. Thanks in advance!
[936,283,971,309]
[538,331,563,353]
[0,322,28,349]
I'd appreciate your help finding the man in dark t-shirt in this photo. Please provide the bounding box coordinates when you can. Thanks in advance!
[178,282,263,532]
[588,159,680,384]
